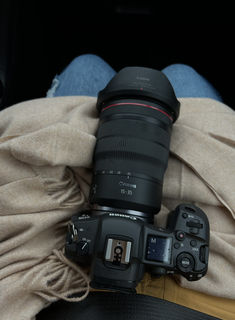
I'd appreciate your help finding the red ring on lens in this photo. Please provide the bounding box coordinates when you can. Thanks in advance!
[101,102,173,122]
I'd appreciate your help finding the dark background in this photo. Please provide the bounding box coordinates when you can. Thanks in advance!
[0,2,234,319]
[1,1,235,110]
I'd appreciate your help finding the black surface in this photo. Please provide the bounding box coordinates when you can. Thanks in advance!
[0,1,235,110]
[36,292,221,320]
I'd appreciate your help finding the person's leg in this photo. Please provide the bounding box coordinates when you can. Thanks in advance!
[47,56,222,102]
[162,64,223,102]
[46,54,116,97]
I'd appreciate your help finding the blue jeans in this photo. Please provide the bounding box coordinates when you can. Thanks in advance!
[46,54,222,102]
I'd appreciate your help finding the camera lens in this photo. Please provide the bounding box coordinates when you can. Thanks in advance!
[89,67,180,222]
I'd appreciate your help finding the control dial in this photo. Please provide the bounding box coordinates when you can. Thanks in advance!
[176,252,195,273]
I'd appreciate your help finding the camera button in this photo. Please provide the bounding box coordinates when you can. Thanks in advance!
[190,240,197,247]
[176,253,195,272]
[176,231,185,241]
[181,257,191,268]
[189,227,199,235]
[174,242,181,249]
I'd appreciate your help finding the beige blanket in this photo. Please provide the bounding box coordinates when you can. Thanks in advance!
[0,96,234,320]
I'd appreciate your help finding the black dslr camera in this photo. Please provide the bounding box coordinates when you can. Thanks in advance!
[65,67,210,293]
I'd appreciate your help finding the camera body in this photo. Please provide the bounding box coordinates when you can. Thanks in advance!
[65,203,209,292]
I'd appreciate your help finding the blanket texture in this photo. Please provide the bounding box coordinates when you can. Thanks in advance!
[0,96,234,320]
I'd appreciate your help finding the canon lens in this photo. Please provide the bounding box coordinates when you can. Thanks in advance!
[89,67,180,222]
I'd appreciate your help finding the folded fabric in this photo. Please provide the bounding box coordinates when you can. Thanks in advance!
[0,96,234,320]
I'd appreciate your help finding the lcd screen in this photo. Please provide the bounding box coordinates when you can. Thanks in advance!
[146,235,172,264]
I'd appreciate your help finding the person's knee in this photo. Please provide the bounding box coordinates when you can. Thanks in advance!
[162,64,199,78]
[70,54,109,69]
[71,53,114,69]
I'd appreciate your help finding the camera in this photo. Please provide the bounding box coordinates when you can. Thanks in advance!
[65,67,210,292]
[66,204,209,292]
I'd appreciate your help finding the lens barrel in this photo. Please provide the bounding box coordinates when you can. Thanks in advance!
[89,67,180,221]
